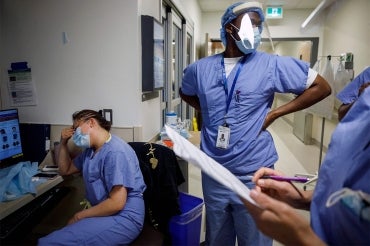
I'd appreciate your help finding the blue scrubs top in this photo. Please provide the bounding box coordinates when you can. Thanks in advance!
[337,66,370,104]
[74,135,146,216]
[310,88,370,244]
[182,52,309,174]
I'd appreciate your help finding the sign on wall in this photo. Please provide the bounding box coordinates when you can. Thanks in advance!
[7,62,38,107]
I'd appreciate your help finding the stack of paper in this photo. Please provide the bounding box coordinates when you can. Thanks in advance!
[165,125,256,205]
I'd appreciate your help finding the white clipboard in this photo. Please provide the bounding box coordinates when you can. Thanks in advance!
[165,125,257,205]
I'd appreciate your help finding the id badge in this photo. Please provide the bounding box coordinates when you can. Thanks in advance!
[216,125,230,149]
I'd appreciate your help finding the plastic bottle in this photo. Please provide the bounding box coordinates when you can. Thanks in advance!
[192,117,198,131]
[166,112,177,126]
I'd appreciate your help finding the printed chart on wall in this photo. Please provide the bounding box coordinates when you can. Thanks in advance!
[7,62,38,106]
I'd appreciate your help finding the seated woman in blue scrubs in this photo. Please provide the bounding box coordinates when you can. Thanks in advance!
[39,109,146,245]
[242,87,370,245]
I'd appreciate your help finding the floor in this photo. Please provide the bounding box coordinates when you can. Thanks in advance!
[187,117,323,245]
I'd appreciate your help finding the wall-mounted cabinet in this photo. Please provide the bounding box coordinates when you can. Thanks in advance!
[141,15,164,94]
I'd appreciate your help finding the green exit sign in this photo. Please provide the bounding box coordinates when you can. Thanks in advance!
[266,6,283,19]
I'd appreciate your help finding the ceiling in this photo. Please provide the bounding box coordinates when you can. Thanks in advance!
[198,0,324,12]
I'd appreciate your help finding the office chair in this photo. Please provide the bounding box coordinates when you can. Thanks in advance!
[128,142,185,245]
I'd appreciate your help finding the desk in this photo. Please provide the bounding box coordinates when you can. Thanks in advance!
[0,175,63,220]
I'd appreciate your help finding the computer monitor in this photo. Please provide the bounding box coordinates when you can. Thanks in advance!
[0,109,24,169]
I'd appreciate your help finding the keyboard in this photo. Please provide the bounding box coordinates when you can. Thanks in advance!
[0,186,70,242]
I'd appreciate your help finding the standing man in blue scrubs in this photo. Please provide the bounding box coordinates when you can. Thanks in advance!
[243,87,370,245]
[180,1,331,245]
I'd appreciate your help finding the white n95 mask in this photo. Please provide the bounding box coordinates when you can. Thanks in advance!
[230,14,261,54]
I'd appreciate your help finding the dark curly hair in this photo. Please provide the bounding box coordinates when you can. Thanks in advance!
[72,109,111,131]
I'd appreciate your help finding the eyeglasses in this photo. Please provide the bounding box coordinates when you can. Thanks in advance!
[72,119,89,131]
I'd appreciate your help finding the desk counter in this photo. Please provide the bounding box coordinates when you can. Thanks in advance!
[0,175,63,220]
[188,131,201,147]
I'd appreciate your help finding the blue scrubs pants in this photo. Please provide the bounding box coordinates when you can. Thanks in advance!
[38,215,142,246]
[202,173,272,246]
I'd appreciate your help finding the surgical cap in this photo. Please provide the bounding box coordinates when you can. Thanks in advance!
[220,1,265,46]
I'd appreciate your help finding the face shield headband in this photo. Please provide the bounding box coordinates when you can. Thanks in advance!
[220,2,265,46]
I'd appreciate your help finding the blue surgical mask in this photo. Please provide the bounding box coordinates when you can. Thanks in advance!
[72,127,90,148]
[253,28,261,49]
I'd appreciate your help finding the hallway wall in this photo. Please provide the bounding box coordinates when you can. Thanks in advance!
[0,0,164,141]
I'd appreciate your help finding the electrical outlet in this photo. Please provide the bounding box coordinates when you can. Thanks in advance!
[103,109,113,125]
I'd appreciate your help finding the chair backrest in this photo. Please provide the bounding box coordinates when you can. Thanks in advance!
[128,142,185,236]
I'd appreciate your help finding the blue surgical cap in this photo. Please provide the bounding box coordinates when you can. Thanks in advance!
[220,1,265,46]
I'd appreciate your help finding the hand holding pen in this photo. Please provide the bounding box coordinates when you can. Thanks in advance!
[247,175,310,183]
[249,167,313,210]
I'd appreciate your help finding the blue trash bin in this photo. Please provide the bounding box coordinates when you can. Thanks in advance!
[169,192,204,246]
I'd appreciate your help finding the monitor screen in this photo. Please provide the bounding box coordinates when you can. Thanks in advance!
[0,109,24,169]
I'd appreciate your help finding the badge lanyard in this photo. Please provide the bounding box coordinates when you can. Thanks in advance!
[216,55,247,149]
[221,55,247,124]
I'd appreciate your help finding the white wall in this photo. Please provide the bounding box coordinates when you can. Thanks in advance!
[310,0,370,149]
[322,0,369,74]
[202,9,325,51]
[139,0,162,140]
[0,0,165,141]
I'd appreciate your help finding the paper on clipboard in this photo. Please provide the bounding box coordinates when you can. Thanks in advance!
[165,125,257,205]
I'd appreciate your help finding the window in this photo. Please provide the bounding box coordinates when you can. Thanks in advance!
[161,2,194,126]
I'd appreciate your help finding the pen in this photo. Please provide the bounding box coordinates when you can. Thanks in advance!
[235,90,240,103]
[246,175,310,183]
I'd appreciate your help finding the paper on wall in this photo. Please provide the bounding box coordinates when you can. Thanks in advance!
[7,69,38,107]
[165,125,257,206]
